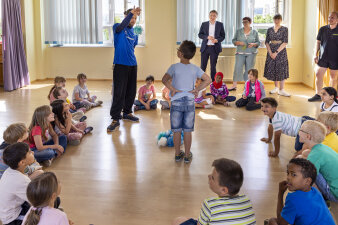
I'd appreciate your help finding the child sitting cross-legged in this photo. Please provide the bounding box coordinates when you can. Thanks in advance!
[22,172,73,225]
[172,158,256,225]
[51,100,93,146]
[134,75,158,111]
[0,123,43,180]
[194,78,214,109]
[235,69,265,111]
[266,158,335,225]
[210,72,236,106]
[53,87,86,122]
[296,120,338,203]
[0,143,35,225]
[72,73,103,111]
[48,76,66,103]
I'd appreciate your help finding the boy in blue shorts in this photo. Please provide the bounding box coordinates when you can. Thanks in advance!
[266,158,335,225]
[162,40,211,163]
[172,158,256,225]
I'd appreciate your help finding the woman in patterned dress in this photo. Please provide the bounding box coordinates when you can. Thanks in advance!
[264,14,290,97]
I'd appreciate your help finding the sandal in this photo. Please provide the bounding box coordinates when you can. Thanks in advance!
[84,126,93,134]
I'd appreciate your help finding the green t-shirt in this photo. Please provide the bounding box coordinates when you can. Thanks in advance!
[308,143,338,198]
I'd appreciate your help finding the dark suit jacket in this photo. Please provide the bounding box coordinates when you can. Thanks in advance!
[198,21,225,54]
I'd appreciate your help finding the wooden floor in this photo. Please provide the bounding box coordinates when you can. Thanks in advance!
[0,81,336,225]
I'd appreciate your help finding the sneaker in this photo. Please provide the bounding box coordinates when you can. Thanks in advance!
[175,151,185,162]
[269,87,279,94]
[122,113,139,122]
[278,89,291,97]
[228,87,237,91]
[41,160,52,167]
[94,101,103,107]
[84,126,93,134]
[107,120,120,132]
[160,100,169,109]
[79,115,87,122]
[151,104,157,109]
[308,94,321,102]
[203,104,213,109]
[184,152,193,163]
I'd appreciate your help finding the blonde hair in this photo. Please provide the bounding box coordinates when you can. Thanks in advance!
[317,111,338,132]
[3,123,27,144]
[28,106,52,143]
[301,120,327,144]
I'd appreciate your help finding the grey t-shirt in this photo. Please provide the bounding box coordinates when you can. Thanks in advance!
[72,84,89,102]
[166,63,204,101]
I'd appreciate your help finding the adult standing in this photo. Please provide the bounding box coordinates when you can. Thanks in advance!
[264,14,290,97]
[107,7,141,132]
[198,10,225,81]
[308,12,338,102]
[229,17,260,91]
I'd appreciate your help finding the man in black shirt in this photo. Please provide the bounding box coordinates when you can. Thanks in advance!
[308,12,338,102]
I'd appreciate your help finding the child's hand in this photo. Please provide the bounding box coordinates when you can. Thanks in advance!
[189,89,199,98]
[278,181,288,194]
[70,104,76,110]
[171,88,182,97]
[260,137,271,143]
[55,145,64,155]
[69,219,75,225]
[145,103,151,110]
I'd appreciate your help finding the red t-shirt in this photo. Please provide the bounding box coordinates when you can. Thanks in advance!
[28,126,49,149]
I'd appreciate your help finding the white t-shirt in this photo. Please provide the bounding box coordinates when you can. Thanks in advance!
[0,168,31,224]
[320,101,338,112]
[72,84,89,102]
[270,111,302,137]
[207,22,216,45]
[22,207,70,225]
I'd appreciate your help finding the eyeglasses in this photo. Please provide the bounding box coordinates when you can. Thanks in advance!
[299,129,310,135]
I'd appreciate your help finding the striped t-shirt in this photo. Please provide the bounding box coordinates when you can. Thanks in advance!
[270,111,302,137]
[198,195,256,225]
[320,101,338,112]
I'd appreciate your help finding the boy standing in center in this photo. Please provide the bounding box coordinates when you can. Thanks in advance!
[162,40,212,163]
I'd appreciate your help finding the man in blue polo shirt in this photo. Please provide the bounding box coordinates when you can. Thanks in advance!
[308,11,338,102]
[108,7,141,132]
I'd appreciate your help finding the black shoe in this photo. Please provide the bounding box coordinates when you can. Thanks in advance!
[107,121,120,132]
[79,116,87,122]
[308,94,321,102]
[228,87,237,91]
[122,113,139,122]
[84,126,93,134]
[151,104,157,109]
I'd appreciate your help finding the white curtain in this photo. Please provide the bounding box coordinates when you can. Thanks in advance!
[44,0,103,44]
[177,0,245,46]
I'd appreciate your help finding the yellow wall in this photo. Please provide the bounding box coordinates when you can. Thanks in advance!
[25,0,315,85]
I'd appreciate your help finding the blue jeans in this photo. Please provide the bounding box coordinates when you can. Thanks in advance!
[31,135,67,162]
[134,99,158,110]
[180,219,197,225]
[316,173,338,202]
[233,54,257,82]
[170,97,195,132]
[294,116,315,151]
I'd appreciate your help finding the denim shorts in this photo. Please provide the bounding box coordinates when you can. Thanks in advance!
[170,96,195,132]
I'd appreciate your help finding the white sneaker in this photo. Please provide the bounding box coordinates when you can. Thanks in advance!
[278,89,291,97]
[269,87,279,94]
[204,104,213,109]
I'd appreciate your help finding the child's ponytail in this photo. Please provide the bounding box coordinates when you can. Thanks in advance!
[24,208,42,225]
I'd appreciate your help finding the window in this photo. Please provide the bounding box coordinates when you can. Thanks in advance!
[176,0,289,47]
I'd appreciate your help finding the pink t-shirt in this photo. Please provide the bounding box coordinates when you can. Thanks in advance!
[28,126,50,149]
[22,207,69,225]
[138,85,155,102]
[161,86,170,100]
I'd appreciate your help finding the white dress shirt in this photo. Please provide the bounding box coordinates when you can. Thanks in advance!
[207,22,216,45]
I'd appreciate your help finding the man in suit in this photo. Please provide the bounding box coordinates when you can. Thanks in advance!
[198,10,225,81]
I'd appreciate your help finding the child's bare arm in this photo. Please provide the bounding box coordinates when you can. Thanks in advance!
[261,124,273,143]
[276,181,289,225]
[196,74,212,92]
[270,130,282,157]
[162,74,181,96]
[74,92,82,101]
[33,135,56,151]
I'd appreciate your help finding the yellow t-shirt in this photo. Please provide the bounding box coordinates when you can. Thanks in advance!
[322,132,338,153]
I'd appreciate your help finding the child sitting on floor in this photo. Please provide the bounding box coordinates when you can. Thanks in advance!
[47,76,66,103]
[160,86,171,109]
[260,97,314,157]
[235,69,265,111]
[27,105,67,166]
[266,158,335,225]
[53,87,86,122]
[0,143,35,225]
[194,78,214,109]
[298,120,338,203]
[134,75,158,111]
[51,100,93,146]
[72,73,103,111]
[172,158,256,225]
[22,172,73,225]
[320,87,338,112]
[210,72,236,106]
[0,123,43,180]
